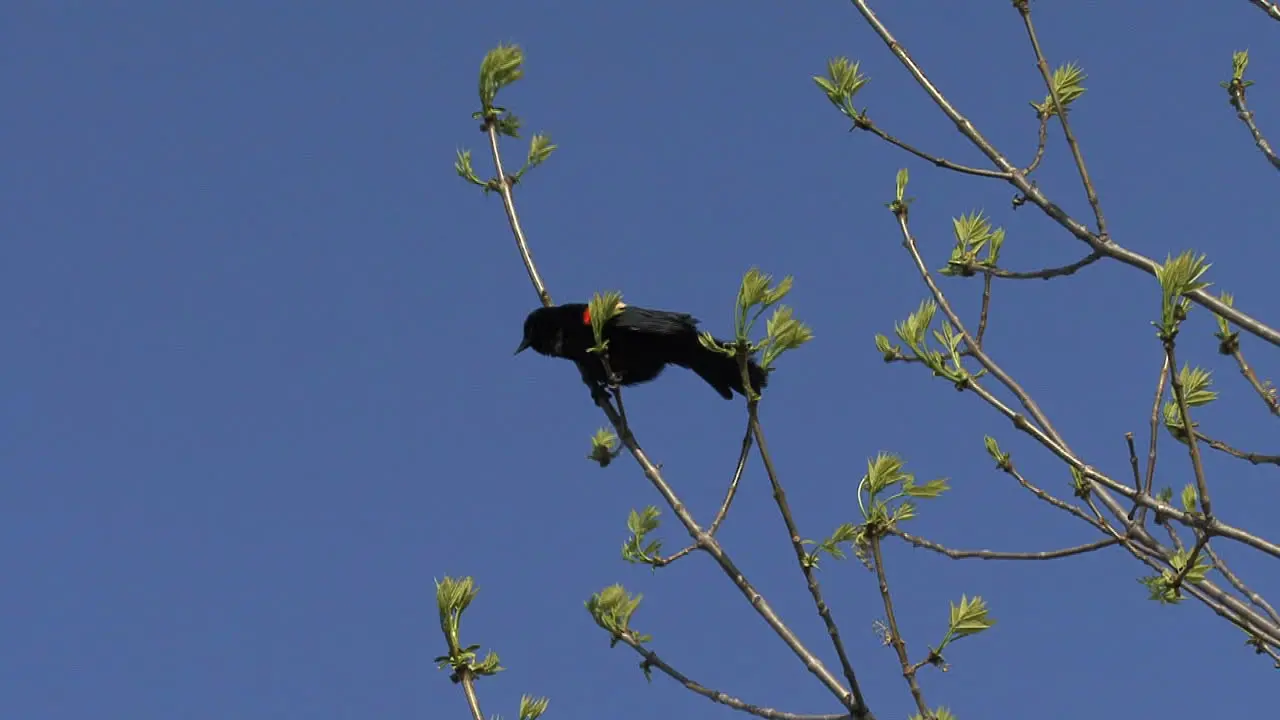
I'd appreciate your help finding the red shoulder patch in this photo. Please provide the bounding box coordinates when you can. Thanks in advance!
[582,308,592,325]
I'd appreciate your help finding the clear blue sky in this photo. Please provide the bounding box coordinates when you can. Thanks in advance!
[6,3,1278,718]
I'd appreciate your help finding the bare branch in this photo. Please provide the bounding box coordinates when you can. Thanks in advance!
[1021,113,1050,174]
[891,529,1118,560]
[484,124,553,307]
[1194,431,1280,467]
[614,636,852,720]
[1165,342,1215,518]
[869,536,930,718]
[458,672,485,720]
[1225,73,1280,170]
[1206,545,1280,625]
[751,407,872,719]
[1249,0,1280,21]
[653,421,755,568]
[853,114,1011,178]
[953,250,1103,281]
[1221,340,1280,416]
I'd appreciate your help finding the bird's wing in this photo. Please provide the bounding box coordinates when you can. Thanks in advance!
[613,307,700,334]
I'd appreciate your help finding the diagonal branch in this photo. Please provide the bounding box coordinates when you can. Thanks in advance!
[1194,430,1280,467]
[891,529,1118,560]
[1248,0,1280,23]
[614,635,852,720]
[485,124,553,307]
[1226,80,1280,171]
[961,250,1103,280]
[750,405,872,719]
[854,115,1011,178]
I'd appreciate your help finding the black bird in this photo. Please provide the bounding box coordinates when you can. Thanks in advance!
[515,303,768,399]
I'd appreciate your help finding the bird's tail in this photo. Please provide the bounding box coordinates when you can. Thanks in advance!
[685,339,769,400]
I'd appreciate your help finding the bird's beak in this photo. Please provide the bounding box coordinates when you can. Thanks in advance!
[514,338,531,355]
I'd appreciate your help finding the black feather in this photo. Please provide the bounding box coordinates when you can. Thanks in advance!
[516,303,768,399]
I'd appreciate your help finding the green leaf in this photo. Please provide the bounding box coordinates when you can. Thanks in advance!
[627,506,660,535]
[760,305,814,369]
[904,477,950,499]
[983,435,1011,469]
[937,594,995,654]
[587,427,620,467]
[813,56,869,117]
[1180,483,1198,514]
[910,708,956,720]
[1213,291,1236,343]
[1230,49,1250,82]
[585,584,650,643]
[526,133,557,169]
[519,695,550,720]
[587,291,625,350]
[865,453,909,496]
[894,299,937,351]
[1031,62,1087,117]
[479,44,525,111]
[454,149,485,187]
[1155,251,1211,336]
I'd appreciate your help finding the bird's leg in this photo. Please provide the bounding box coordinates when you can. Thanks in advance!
[610,385,632,436]
[595,353,632,433]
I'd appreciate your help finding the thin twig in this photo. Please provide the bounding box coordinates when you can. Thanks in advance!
[1223,342,1280,416]
[891,529,1118,560]
[869,536,930,718]
[653,420,755,568]
[1016,1,1109,238]
[1165,341,1214,518]
[1124,433,1142,495]
[845,0,1280,348]
[956,250,1103,280]
[484,123,553,307]
[1021,112,1050,174]
[1137,357,1171,524]
[751,405,872,720]
[854,115,1010,178]
[615,635,852,720]
[975,273,992,346]
[1205,545,1280,624]
[1226,72,1280,170]
[1194,431,1280,467]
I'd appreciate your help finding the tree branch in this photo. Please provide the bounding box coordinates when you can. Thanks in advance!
[1249,0,1280,21]
[614,635,852,720]
[891,529,1118,560]
[853,114,1010,178]
[751,405,872,719]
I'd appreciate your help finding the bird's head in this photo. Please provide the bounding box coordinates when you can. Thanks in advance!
[514,306,564,356]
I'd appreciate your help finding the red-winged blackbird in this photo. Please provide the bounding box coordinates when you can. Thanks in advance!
[515,303,768,399]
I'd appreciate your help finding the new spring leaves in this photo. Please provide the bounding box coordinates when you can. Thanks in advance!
[456,44,557,191]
